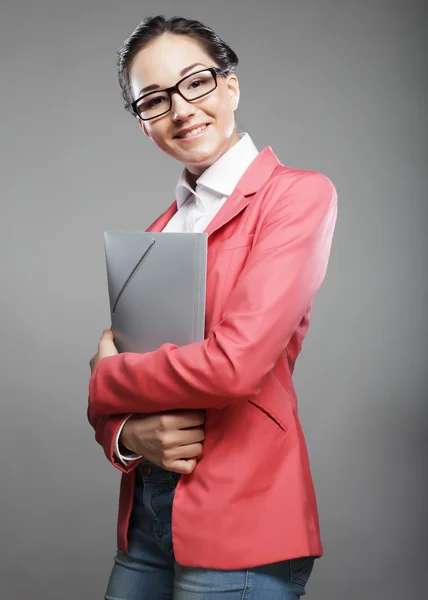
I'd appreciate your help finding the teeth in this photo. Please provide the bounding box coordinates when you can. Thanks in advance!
[178,125,207,138]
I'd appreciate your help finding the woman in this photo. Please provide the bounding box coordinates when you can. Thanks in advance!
[88,14,337,600]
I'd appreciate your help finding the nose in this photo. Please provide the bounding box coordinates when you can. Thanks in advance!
[170,91,196,122]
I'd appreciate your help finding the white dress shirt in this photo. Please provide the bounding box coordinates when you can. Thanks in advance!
[115,132,259,463]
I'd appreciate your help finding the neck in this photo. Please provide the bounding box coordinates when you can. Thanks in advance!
[186,170,198,189]
[184,129,241,182]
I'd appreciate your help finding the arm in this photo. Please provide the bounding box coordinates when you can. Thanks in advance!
[87,402,142,473]
[87,403,206,474]
[115,415,143,463]
[89,173,337,419]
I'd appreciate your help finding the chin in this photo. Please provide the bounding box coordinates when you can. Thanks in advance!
[184,140,225,160]
[187,153,220,172]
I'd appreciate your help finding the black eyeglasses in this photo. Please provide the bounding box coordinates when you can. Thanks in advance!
[130,67,227,121]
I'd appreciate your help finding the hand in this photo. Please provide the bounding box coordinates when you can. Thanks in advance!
[120,411,206,475]
[89,328,118,374]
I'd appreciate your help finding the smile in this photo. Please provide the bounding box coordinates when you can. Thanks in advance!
[175,124,210,141]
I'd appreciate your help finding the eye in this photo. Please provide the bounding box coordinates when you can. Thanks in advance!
[189,78,204,89]
[138,93,168,112]
[146,96,166,108]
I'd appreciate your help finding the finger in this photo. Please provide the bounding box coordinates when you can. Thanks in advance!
[174,411,205,429]
[175,427,205,446]
[171,442,203,460]
[156,411,204,433]
[100,329,114,341]
[169,457,198,475]
[98,331,118,355]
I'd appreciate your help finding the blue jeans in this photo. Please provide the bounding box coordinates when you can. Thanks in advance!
[105,460,316,599]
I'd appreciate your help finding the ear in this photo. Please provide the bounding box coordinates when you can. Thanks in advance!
[226,73,240,111]
[137,116,151,138]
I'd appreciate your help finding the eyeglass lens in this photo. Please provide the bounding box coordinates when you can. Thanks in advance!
[135,70,216,120]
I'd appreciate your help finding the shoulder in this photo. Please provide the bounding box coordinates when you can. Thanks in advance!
[270,163,336,196]
[259,163,337,219]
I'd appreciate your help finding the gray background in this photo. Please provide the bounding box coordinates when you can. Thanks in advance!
[1,0,427,598]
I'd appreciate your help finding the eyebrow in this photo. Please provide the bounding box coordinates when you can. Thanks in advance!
[137,63,207,97]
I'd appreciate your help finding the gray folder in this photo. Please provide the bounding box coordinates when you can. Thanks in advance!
[104,231,207,354]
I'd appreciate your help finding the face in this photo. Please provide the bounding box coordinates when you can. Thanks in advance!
[129,34,241,177]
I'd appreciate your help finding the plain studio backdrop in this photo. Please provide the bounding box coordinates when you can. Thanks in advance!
[1,0,427,598]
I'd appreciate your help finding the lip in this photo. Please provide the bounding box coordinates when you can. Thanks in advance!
[174,123,210,141]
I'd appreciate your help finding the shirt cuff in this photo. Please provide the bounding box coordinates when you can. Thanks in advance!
[115,414,143,465]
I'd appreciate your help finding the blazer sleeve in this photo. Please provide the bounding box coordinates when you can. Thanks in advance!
[86,401,142,473]
[88,172,337,419]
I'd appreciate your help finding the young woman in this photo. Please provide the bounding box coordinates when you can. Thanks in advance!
[88,15,337,600]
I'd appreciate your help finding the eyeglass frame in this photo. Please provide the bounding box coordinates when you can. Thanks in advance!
[129,67,229,121]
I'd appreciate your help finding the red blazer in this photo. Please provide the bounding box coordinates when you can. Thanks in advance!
[88,146,337,569]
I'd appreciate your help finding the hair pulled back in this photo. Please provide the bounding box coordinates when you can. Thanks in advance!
[117,15,239,115]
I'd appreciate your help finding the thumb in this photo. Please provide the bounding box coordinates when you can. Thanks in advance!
[101,328,114,340]
[173,458,197,475]
[98,328,117,352]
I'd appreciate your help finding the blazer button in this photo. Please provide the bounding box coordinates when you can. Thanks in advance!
[141,465,152,476]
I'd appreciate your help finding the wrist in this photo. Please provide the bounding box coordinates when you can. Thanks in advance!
[119,420,134,452]
[116,415,136,455]
[118,438,134,455]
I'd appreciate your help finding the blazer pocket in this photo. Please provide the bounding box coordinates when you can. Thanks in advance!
[214,235,254,305]
[247,398,288,434]
[246,373,292,435]
[216,234,254,251]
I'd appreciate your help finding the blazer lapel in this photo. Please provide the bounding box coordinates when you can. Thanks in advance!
[146,146,281,236]
[146,202,178,233]
[204,146,281,237]
[203,188,251,237]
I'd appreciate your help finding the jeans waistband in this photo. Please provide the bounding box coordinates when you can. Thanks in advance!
[137,459,181,484]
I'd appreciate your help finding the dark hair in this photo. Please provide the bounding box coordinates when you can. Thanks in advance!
[117,15,239,116]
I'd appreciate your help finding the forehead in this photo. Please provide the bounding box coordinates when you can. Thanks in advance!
[129,34,214,95]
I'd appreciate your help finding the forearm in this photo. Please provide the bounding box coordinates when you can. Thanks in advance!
[87,402,142,472]
[88,173,337,421]
[115,415,143,464]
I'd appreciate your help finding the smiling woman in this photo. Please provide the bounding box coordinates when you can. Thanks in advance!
[118,18,241,179]
[87,14,337,600]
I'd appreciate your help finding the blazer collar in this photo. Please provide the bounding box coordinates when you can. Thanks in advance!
[146,146,282,236]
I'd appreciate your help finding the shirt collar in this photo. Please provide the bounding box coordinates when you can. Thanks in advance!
[175,132,259,209]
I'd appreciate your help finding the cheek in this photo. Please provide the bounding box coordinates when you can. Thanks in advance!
[147,124,169,148]
[201,92,232,122]
[214,108,235,139]
[213,96,235,127]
